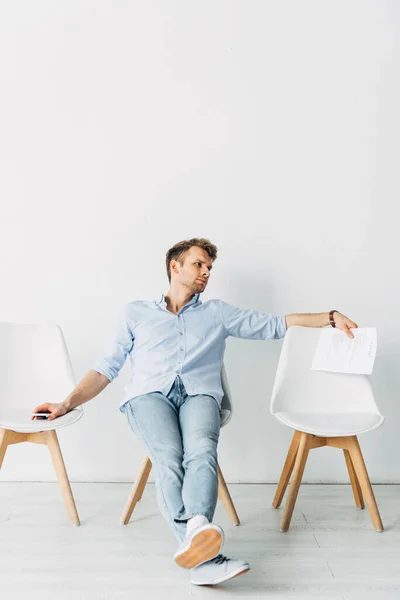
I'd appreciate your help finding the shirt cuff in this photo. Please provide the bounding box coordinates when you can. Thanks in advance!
[276,315,287,339]
[92,363,115,383]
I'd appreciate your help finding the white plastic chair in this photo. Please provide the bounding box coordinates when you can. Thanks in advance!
[0,322,83,525]
[270,326,384,532]
[120,364,240,526]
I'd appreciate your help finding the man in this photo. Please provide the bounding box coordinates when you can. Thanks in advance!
[33,238,357,586]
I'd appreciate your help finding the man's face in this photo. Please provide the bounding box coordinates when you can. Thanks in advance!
[172,246,213,294]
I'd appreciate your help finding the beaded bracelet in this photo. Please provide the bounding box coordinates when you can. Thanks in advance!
[329,309,338,328]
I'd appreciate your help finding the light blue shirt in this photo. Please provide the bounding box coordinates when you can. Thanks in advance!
[93,294,287,411]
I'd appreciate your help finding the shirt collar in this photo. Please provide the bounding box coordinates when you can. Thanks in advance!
[156,293,201,310]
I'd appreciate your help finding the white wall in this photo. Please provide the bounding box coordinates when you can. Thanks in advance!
[1,1,399,483]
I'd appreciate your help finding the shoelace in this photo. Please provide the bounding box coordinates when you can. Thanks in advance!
[213,554,230,565]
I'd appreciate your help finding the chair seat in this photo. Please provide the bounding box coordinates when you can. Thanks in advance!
[0,407,83,433]
[220,409,231,428]
[274,411,384,437]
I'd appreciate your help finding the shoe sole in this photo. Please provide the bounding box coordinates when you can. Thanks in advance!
[175,527,223,569]
[191,564,250,586]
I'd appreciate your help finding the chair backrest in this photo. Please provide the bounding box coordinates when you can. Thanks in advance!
[270,326,382,416]
[220,363,232,427]
[0,322,77,409]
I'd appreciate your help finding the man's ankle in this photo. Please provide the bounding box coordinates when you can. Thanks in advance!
[186,515,209,534]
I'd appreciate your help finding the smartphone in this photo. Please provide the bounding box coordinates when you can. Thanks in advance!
[32,411,51,420]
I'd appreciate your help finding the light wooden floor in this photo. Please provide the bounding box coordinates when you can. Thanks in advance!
[0,482,399,599]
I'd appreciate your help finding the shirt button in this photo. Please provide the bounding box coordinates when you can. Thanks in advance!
[179,332,183,336]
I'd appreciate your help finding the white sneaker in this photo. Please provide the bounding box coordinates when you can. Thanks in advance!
[174,523,224,569]
[190,554,250,585]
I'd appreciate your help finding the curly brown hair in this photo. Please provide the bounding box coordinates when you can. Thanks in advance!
[165,238,218,282]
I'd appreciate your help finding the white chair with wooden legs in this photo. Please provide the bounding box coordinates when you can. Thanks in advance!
[120,364,240,527]
[0,323,83,526]
[270,326,384,532]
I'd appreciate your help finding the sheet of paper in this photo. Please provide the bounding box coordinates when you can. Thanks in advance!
[311,327,377,375]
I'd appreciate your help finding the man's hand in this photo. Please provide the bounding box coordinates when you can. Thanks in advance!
[332,312,358,339]
[31,402,68,422]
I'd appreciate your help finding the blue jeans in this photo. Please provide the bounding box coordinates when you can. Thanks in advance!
[125,376,221,542]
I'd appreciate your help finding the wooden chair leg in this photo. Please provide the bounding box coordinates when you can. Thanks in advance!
[343,448,364,509]
[120,457,152,525]
[280,432,311,532]
[217,464,240,526]
[347,436,383,532]
[0,428,9,468]
[44,430,80,526]
[272,430,301,508]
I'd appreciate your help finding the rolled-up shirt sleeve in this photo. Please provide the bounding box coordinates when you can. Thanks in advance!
[219,300,287,340]
[92,304,134,382]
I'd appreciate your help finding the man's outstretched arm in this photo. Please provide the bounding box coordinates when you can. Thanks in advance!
[32,369,110,421]
[285,311,358,339]
[31,303,134,421]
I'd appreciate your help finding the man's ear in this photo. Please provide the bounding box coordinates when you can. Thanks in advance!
[170,259,180,277]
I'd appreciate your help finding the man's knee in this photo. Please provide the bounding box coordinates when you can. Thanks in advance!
[182,433,219,469]
[151,442,184,473]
